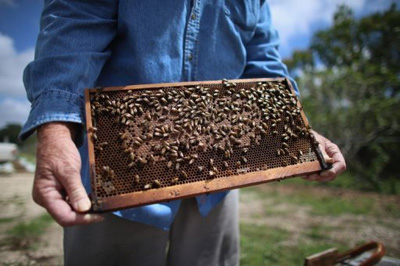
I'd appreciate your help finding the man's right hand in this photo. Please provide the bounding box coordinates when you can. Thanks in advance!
[34,122,103,226]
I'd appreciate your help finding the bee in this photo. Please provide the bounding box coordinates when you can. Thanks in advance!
[171,107,179,114]
[161,97,168,104]
[120,132,129,140]
[92,133,98,142]
[167,161,173,169]
[145,113,152,120]
[198,166,204,173]
[138,157,148,165]
[148,155,156,165]
[290,154,298,163]
[153,179,161,188]
[171,177,179,184]
[134,174,140,183]
[181,170,188,179]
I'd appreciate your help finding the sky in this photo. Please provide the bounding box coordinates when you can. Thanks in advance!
[0,0,397,129]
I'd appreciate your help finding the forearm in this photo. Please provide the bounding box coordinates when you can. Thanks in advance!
[37,122,79,142]
[20,0,118,141]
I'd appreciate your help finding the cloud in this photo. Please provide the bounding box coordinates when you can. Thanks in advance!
[0,33,34,127]
[268,0,391,58]
[0,32,34,98]
[0,97,31,128]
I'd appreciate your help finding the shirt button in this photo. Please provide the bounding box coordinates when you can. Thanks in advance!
[191,13,196,20]
[188,53,193,60]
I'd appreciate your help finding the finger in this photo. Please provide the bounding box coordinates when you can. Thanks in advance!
[43,188,103,226]
[318,168,337,182]
[325,143,346,175]
[57,167,92,213]
[302,173,319,181]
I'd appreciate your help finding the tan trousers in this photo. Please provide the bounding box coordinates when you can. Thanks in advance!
[64,190,239,266]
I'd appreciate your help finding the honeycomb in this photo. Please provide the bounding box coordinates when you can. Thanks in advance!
[85,78,329,212]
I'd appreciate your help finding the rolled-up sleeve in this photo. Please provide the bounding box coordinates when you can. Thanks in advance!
[20,0,118,140]
[241,1,298,95]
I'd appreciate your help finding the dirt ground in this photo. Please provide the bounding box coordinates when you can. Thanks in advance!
[0,173,63,265]
[0,173,399,265]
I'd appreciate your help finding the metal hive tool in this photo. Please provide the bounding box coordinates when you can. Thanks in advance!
[85,78,331,212]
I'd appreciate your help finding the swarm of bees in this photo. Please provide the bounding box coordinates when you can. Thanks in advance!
[89,79,318,196]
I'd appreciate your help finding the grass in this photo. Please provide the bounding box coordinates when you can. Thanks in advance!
[1,213,54,250]
[0,217,16,224]
[240,223,348,266]
[239,183,400,264]
[285,191,374,216]
[284,172,400,196]
[244,181,399,217]
[240,223,290,265]
[304,224,333,241]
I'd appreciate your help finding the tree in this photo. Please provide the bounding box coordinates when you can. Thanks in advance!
[284,4,400,193]
[0,124,23,145]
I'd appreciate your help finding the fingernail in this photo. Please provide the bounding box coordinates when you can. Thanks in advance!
[84,214,104,222]
[76,199,91,212]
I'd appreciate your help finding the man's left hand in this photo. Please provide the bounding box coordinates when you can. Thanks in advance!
[303,130,346,182]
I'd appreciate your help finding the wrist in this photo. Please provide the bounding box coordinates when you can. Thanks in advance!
[37,122,79,141]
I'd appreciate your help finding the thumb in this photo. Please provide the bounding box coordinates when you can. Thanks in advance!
[58,168,91,213]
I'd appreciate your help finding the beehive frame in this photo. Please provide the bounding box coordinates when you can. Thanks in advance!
[85,78,331,212]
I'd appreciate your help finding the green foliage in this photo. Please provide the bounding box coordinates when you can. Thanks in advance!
[240,223,290,265]
[240,223,347,266]
[6,214,53,238]
[0,217,16,224]
[285,4,400,193]
[0,123,37,159]
[0,124,22,145]
[2,213,54,250]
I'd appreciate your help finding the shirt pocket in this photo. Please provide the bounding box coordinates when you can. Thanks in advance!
[224,0,260,37]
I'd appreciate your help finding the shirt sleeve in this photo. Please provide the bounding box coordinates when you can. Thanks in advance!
[240,0,299,96]
[19,0,118,141]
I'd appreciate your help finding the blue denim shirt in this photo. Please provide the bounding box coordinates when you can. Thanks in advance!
[21,0,298,230]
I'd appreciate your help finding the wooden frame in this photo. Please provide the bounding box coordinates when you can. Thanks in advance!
[85,78,330,212]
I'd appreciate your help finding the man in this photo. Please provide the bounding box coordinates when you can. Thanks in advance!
[21,1,346,265]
